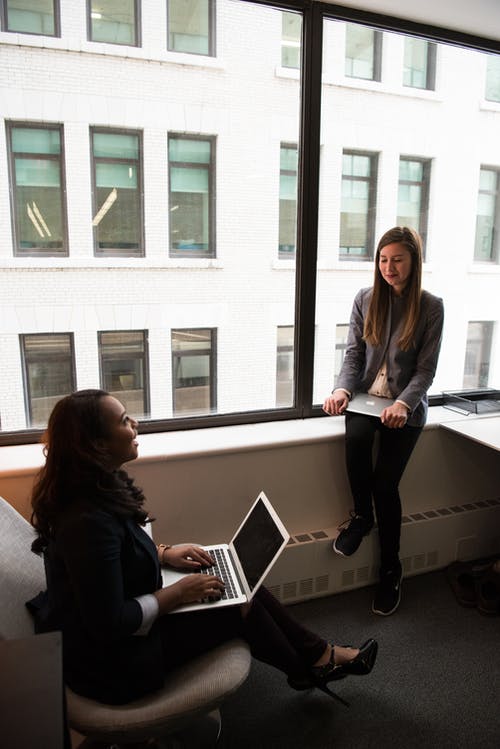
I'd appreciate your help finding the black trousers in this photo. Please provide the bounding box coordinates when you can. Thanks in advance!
[160,586,327,679]
[344,411,423,571]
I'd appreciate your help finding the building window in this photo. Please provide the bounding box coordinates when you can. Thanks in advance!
[279,144,298,258]
[99,331,149,419]
[463,322,494,388]
[340,151,378,261]
[485,53,500,103]
[474,168,500,262]
[281,11,301,69]
[403,37,436,90]
[2,0,58,36]
[172,329,216,415]
[345,23,381,81]
[334,324,349,386]
[168,135,215,258]
[167,0,214,56]
[20,333,75,428]
[91,128,143,257]
[397,157,431,252]
[276,326,294,407]
[7,123,67,256]
[88,0,139,46]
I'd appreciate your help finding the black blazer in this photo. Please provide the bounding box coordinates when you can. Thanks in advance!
[32,504,165,704]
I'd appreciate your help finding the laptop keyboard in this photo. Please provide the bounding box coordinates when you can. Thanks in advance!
[200,547,239,601]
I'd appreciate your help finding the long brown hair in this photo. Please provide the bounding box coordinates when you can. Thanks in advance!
[363,226,423,351]
[31,389,147,554]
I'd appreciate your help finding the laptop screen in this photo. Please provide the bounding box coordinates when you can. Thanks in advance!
[232,495,287,591]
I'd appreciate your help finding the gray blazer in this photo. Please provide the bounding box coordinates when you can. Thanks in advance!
[336,287,444,427]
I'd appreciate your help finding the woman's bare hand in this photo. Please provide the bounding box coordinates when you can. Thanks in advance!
[162,544,215,570]
[323,390,349,415]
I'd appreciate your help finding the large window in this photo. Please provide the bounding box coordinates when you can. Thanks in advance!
[279,144,298,258]
[463,322,494,388]
[281,10,301,69]
[2,0,58,36]
[397,157,431,251]
[99,331,149,419]
[167,0,214,56]
[345,23,381,81]
[474,168,500,263]
[2,3,500,442]
[20,333,75,428]
[172,329,216,415]
[403,37,436,90]
[339,151,378,260]
[7,123,67,256]
[276,326,294,407]
[88,1,139,46]
[168,135,215,257]
[91,129,143,257]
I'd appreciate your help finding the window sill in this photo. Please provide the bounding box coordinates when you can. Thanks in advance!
[0,405,472,479]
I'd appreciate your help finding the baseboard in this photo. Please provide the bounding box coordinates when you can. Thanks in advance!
[265,498,500,604]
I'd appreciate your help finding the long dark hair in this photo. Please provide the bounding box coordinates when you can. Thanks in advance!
[31,389,148,554]
[363,226,423,351]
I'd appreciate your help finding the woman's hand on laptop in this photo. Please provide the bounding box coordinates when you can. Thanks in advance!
[323,389,349,416]
[155,573,225,612]
[160,543,215,570]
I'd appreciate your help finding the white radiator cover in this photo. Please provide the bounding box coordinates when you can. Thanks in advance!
[265,498,500,604]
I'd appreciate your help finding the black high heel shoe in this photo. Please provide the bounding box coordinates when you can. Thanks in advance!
[287,638,378,707]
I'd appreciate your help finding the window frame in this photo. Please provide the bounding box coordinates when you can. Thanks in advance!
[167,0,216,57]
[339,149,379,262]
[86,0,141,47]
[397,155,431,256]
[90,126,145,258]
[171,327,217,416]
[98,329,150,418]
[474,166,500,263]
[1,0,60,37]
[168,132,216,259]
[20,332,76,428]
[403,37,436,90]
[6,120,69,257]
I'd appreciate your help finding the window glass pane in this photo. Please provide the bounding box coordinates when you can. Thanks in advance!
[314,20,500,405]
[6,0,55,35]
[169,137,212,256]
[281,11,301,69]
[474,168,499,262]
[334,324,349,386]
[90,0,137,46]
[21,334,74,428]
[463,322,494,388]
[92,130,142,256]
[168,0,211,56]
[172,329,215,415]
[345,24,376,80]
[485,54,500,102]
[99,331,149,418]
[276,326,294,406]
[10,125,65,255]
[403,37,428,89]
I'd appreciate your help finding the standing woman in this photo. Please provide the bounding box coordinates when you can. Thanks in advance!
[29,389,377,715]
[323,227,444,616]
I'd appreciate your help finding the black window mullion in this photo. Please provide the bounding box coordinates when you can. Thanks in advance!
[293,3,323,417]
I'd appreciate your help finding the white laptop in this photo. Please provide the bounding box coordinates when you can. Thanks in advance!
[346,392,394,417]
[161,490,290,613]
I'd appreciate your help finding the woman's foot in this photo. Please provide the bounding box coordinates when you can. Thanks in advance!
[288,638,378,691]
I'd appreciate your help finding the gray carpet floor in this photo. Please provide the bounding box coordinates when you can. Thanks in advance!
[217,569,500,749]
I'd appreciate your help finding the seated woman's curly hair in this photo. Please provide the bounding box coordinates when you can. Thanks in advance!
[31,389,148,554]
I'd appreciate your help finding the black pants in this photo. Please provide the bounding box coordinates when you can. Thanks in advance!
[160,586,327,679]
[345,411,423,571]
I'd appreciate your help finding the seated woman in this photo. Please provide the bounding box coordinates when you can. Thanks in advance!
[29,389,378,711]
